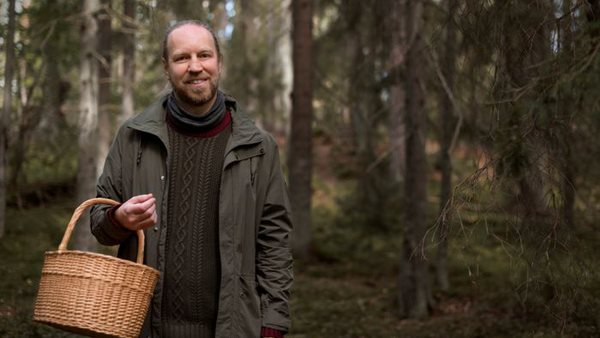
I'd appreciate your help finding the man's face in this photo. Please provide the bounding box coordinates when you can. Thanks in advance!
[163,24,221,115]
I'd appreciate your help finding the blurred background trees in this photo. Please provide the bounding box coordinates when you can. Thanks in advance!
[1,0,600,336]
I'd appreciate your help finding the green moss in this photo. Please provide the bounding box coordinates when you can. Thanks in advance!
[2,198,598,337]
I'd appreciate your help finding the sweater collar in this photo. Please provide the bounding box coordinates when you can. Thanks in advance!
[165,91,226,133]
[128,93,263,151]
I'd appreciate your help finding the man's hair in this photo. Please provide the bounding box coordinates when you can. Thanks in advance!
[161,20,222,62]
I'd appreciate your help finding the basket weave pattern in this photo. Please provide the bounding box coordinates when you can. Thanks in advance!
[33,198,159,338]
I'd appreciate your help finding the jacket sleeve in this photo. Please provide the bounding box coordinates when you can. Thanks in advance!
[90,124,135,246]
[256,136,294,332]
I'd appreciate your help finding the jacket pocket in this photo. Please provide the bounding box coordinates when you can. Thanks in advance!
[235,275,261,337]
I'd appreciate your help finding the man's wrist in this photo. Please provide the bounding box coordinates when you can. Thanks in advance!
[107,204,127,229]
[261,326,285,338]
[106,203,132,232]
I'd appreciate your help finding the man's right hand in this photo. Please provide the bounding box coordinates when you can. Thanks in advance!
[114,193,157,231]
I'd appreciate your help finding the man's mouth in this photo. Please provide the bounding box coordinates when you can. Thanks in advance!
[186,78,207,84]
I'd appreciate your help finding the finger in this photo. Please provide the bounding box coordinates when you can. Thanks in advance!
[118,208,148,228]
[139,196,156,210]
[135,204,157,223]
[128,197,156,215]
[128,193,154,204]
[134,205,157,225]
[145,203,157,217]
[135,215,157,230]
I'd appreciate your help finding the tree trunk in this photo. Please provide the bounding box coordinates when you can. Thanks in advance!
[288,0,314,259]
[498,1,552,223]
[388,0,407,184]
[121,0,136,121]
[74,0,101,251]
[435,0,458,292]
[398,0,431,319]
[561,0,575,228]
[0,0,17,238]
[340,1,390,231]
[97,0,113,174]
[152,0,175,51]
[209,1,228,38]
[272,0,293,137]
[586,0,600,40]
[261,1,288,135]
[229,0,255,113]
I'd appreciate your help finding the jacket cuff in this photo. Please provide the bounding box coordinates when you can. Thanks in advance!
[261,327,285,338]
[105,204,133,238]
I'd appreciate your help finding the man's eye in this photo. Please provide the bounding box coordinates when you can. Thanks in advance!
[174,56,188,62]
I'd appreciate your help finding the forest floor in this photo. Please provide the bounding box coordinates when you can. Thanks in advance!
[1,197,599,337]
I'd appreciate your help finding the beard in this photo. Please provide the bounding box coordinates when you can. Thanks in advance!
[171,76,219,108]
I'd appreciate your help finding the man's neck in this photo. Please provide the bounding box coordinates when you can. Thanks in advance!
[173,93,216,117]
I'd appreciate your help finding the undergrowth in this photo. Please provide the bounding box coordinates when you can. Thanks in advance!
[1,198,598,337]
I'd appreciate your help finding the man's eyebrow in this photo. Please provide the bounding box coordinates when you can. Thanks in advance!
[171,48,214,55]
[170,50,189,56]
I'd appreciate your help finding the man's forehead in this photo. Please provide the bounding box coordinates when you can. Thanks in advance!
[168,24,214,49]
[170,23,209,36]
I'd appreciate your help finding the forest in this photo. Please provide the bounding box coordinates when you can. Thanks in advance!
[1,0,600,337]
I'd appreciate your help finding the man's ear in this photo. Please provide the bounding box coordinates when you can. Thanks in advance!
[162,58,169,78]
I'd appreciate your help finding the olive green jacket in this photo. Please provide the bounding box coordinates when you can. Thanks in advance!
[90,96,293,337]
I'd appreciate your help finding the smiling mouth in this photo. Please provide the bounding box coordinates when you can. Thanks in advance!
[186,79,207,84]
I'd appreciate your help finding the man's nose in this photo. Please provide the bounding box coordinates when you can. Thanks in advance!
[188,57,203,72]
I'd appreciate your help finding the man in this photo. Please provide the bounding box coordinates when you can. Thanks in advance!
[90,21,293,338]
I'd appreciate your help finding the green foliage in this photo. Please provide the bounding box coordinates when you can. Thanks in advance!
[311,177,404,265]
[291,207,600,337]
[222,0,290,129]
[444,174,600,336]
[0,201,80,337]
[4,0,600,336]
[22,122,77,187]
[3,200,597,337]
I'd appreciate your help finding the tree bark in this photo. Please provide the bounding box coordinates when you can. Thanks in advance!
[388,0,407,184]
[586,0,600,39]
[272,0,293,136]
[97,0,113,178]
[231,0,254,112]
[498,1,552,222]
[435,0,458,292]
[398,0,431,319]
[121,0,136,121]
[74,0,101,251]
[0,0,17,238]
[561,0,575,228]
[289,0,314,259]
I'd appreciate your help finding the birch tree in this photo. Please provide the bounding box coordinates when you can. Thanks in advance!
[121,0,136,120]
[97,0,113,174]
[74,0,101,250]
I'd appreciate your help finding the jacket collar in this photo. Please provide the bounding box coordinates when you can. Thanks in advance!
[128,96,169,147]
[127,94,263,151]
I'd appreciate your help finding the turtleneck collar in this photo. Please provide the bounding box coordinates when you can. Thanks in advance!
[165,90,226,134]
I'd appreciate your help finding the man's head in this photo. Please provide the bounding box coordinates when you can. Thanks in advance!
[162,21,222,116]
[162,21,222,62]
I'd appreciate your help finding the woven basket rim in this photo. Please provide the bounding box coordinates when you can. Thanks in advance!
[44,250,159,274]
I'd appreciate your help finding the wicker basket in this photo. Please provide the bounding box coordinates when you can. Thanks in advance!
[33,198,160,338]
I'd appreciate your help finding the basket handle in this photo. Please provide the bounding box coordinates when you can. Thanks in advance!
[58,197,146,265]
